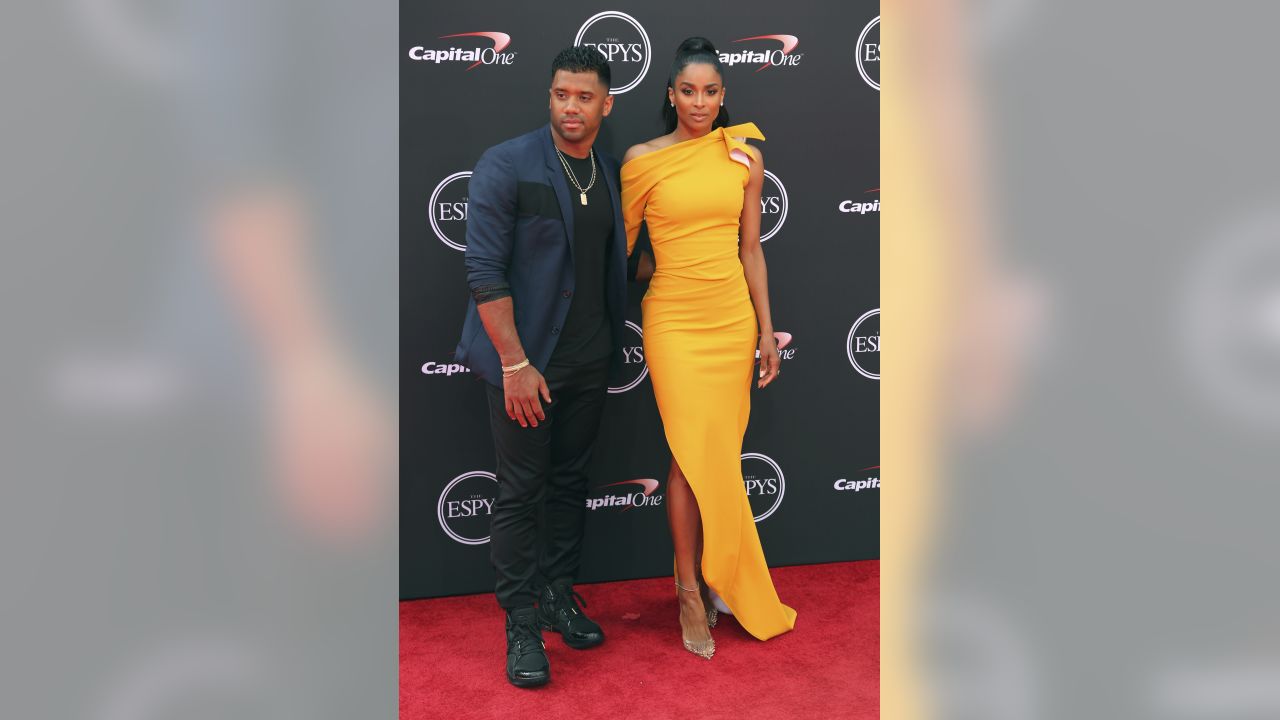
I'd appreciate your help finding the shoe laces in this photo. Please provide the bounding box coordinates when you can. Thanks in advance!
[509,616,543,655]
[550,585,588,616]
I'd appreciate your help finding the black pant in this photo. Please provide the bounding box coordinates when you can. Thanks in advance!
[486,359,609,608]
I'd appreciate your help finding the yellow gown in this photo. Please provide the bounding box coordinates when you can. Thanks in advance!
[621,122,796,641]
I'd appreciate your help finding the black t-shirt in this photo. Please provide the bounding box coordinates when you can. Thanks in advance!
[545,149,614,377]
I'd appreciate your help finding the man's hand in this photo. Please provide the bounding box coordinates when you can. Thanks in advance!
[504,366,552,427]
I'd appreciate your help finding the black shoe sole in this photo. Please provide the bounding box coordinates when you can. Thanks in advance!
[563,634,604,650]
[507,672,550,688]
[543,623,605,649]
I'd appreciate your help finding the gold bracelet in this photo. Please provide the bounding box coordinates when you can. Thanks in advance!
[501,358,530,377]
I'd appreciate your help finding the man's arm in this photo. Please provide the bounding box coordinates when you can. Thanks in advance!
[464,147,551,427]
[474,298,524,368]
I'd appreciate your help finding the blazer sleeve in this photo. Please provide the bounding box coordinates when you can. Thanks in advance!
[463,147,518,303]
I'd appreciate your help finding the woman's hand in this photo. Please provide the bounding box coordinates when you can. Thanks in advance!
[757,332,780,388]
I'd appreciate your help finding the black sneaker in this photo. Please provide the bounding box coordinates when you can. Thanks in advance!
[538,580,605,649]
[505,606,550,688]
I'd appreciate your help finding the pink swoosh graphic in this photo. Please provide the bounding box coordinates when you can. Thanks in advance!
[438,32,511,70]
[601,478,660,496]
[733,34,799,72]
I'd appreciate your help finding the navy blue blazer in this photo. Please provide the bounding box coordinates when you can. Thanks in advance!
[455,125,628,387]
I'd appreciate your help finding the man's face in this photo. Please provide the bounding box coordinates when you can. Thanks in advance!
[549,69,613,145]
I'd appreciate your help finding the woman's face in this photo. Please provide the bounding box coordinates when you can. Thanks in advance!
[668,62,724,133]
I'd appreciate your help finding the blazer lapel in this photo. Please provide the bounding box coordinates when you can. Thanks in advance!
[541,126,576,265]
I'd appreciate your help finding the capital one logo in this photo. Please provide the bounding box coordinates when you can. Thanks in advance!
[840,188,880,215]
[847,308,880,380]
[408,32,517,69]
[741,452,785,522]
[856,16,879,91]
[760,170,789,242]
[721,35,802,72]
[437,471,497,545]
[586,478,664,511]
[609,320,649,393]
[421,361,470,377]
[429,171,470,251]
[574,11,651,94]
[835,465,880,492]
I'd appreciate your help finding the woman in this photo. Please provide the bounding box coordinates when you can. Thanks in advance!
[621,37,796,659]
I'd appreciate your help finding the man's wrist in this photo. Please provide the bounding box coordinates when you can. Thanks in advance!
[501,357,530,372]
[501,358,531,379]
[497,350,527,367]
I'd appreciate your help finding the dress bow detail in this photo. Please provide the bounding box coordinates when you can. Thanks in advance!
[719,122,766,168]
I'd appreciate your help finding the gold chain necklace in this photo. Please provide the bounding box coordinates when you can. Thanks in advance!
[554,146,597,206]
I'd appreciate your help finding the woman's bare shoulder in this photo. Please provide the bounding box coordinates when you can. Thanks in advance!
[623,135,677,164]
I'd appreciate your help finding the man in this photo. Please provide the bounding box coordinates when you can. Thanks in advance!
[454,46,625,688]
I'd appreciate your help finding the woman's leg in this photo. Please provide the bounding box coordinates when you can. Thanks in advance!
[667,457,714,656]
[694,527,718,625]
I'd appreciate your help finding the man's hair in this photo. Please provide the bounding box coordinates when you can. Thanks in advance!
[550,46,611,88]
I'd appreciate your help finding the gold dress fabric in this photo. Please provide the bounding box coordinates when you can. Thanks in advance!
[621,122,796,640]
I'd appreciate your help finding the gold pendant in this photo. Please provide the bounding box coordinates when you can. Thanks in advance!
[580,192,588,206]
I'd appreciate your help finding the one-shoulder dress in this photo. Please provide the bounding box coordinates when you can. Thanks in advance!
[621,122,796,641]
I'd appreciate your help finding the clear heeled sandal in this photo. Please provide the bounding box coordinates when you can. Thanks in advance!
[675,579,716,659]
[694,570,718,627]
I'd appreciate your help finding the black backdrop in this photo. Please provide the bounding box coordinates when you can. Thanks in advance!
[401,1,879,599]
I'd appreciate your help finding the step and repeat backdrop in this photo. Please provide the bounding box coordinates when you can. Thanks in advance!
[402,1,879,599]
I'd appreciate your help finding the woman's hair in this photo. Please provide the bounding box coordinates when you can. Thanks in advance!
[661,37,731,133]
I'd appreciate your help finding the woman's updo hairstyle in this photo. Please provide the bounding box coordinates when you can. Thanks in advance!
[661,36,730,133]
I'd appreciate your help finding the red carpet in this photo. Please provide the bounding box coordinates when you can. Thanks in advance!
[401,560,878,719]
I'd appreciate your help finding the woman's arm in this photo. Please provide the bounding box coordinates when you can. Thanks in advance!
[738,146,780,389]
[622,143,657,282]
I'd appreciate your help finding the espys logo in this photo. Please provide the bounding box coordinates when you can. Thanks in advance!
[437,471,498,545]
[421,361,469,377]
[586,478,663,511]
[756,331,797,362]
[408,32,517,69]
[608,320,649,394]
[847,308,880,380]
[721,35,802,72]
[760,170,789,242]
[574,11,651,94]
[741,452,785,522]
[840,188,880,215]
[856,16,879,90]
[835,466,880,492]
[429,171,470,251]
